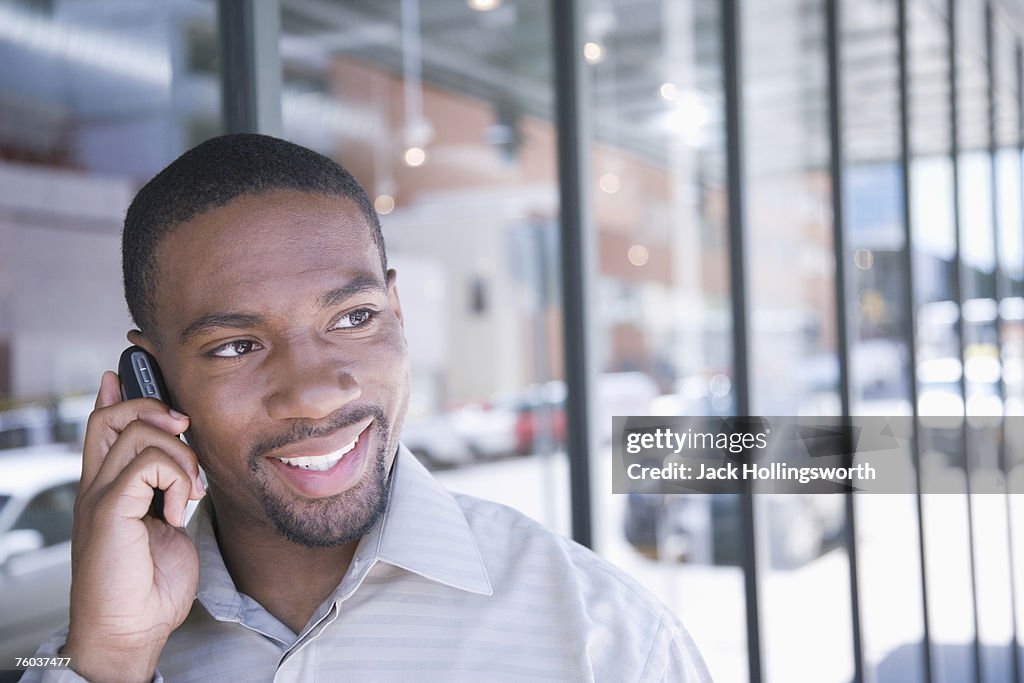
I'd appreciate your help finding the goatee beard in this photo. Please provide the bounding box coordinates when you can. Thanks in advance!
[248,405,394,548]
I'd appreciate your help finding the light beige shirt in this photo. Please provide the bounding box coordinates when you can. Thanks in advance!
[25,446,712,682]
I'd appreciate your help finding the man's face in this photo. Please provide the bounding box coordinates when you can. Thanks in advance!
[140,189,410,548]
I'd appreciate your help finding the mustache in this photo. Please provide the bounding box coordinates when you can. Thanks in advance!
[248,404,387,463]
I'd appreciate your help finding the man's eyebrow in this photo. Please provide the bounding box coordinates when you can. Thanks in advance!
[179,313,265,345]
[177,277,387,346]
[317,276,387,309]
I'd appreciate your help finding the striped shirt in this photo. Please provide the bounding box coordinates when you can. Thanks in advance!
[26,445,712,682]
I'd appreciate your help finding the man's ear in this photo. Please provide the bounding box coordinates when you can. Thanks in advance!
[127,329,158,355]
[386,269,404,328]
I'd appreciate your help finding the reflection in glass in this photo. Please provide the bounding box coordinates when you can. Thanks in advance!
[743,0,852,680]
[279,0,571,533]
[0,0,221,668]
[580,1,743,679]
[841,0,927,681]
[904,1,985,680]
[956,2,1017,679]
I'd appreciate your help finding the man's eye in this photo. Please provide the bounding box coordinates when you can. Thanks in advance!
[210,340,262,358]
[332,309,375,330]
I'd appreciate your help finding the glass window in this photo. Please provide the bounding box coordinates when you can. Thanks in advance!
[994,26,1024,683]
[0,0,222,409]
[743,0,853,679]
[910,1,978,681]
[278,0,569,534]
[0,0,221,651]
[842,0,927,680]
[956,2,1017,682]
[579,1,742,680]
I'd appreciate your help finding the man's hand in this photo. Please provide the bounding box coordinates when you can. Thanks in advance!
[62,370,206,682]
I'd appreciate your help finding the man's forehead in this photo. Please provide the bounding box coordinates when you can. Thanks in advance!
[166,189,371,247]
[148,190,384,337]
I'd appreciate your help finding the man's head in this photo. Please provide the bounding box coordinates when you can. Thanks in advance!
[123,133,388,337]
[122,134,410,550]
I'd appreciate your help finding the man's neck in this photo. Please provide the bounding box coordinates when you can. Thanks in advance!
[208,500,359,635]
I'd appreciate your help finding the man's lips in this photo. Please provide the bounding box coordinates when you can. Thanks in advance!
[266,417,374,471]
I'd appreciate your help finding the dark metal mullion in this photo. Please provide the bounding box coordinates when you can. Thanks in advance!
[896,0,935,680]
[948,0,984,680]
[825,2,864,681]
[217,0,282,135]
[218,0,253,133]
[551,0,593,549]
[722,1,762,682]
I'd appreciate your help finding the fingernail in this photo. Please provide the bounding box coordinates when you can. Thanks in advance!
[170,409,188,420]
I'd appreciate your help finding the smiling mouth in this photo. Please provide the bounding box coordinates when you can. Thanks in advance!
[275,427,366,471]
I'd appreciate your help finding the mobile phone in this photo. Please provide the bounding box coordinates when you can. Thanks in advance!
[117,345,175,522]
[118,345,172,404]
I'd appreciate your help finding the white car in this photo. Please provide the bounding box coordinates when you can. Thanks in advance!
[448,402,517,460]
[400,413,476,469]
[0,448,82,679]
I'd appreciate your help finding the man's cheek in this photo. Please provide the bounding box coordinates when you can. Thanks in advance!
[183,420,230,476]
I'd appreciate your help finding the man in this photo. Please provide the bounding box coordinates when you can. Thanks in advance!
[22,134,711,682]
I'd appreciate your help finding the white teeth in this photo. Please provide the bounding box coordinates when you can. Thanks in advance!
[277,433,360,471]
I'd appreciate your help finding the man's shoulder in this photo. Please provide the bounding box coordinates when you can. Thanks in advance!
[446,491,712,681]
[449,491,671,619]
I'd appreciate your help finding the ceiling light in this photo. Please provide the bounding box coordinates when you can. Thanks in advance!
[468,0,502,10]
[627,244,649,267]
[583,42,603,64]
[404,146,427,167]
[599,173,621,193]
[853,248,874,270]
[374,194,396,215]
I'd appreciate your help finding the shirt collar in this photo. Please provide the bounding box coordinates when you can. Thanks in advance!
[367,445,493,596]
[188,443,492,622]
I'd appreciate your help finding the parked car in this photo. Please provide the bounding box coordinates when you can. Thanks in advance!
[595,372,660,443]
[624,491,843,570]
[0,448,82,680]
[502,382,567,456]
[400,412,476,469]
[0,404,54,451]
[448,401,517,460]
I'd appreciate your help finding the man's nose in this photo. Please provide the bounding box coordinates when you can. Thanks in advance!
[265,346,361,420]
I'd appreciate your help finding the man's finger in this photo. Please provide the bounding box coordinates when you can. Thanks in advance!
[94,371,122,411]
[88,421,203,499]
[81,397,189,491]
[103,449,194,528]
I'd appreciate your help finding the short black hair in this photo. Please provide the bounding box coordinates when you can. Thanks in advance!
[123,133,386,337]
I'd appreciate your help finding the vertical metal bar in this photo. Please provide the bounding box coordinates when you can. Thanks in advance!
[722,0,762,681]
[551,0,594,549]
[896,0,935,680]
[824,1,864,681]
[948,0,983,679]
[217,0,282,135]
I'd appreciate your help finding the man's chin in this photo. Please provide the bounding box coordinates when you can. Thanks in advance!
[259,448,390,549]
